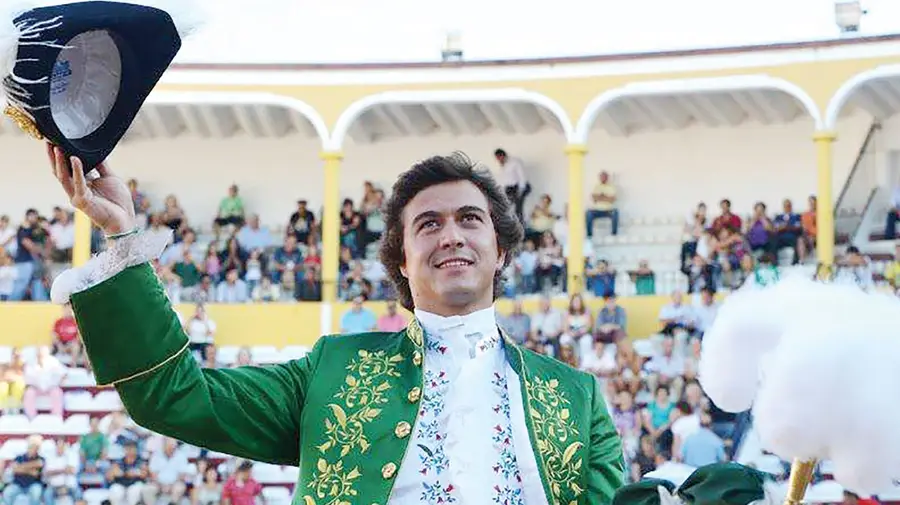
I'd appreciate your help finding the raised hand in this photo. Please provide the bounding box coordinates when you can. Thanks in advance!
[48,143,135,236]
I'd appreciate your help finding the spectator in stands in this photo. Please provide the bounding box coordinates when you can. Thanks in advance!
[744,202,774,256]
[48,206,74,263]
[836,246,874,290]
[202,345,225,369]
[127,179,151,228]
[216,267,250,303]
[646,336,686,401]
[3,435,44,505]
[238,249,262,294]
[235,214,273,254]
[173,250,203,302]
[658,291,696,337]
[593,295,627,345]
[682,254,715,295]
[587,258,616,297]
[562,293,592,355]
[581,337,617,378]
[630,435,658,483]
[361,187,386,249]
[714,227,747,271]
[494,148,529,224]
[185,303,216,361]
[233,347,254,367]
[340,198,364,259]
[886,183,900,240]
[773,198,804,265]
[376,300,407,332]
[711,198,741,234]
[800,195,817,259]
[192,465,222,505]
[271,235,302,287]
[691,288,718,337]
[340,295,377,334]
[531,296,564,356]
[107,440,152,505]
[11,208,46,301]
[213,184,246,232]
[221,460,262,505]
[499,299,530,344]
[0,247,15,300]
[527,194,556,245]
[882,243,900,289]
[678,412,727,468]
[628,260,656,295]
[79,417,107,478]
[287,199,316,246]
[0,214,16,255]
[669,402,701,461]
[147,438,190,504]
[160,195,187,237]
[511,239,537,295]
[161,229,202,267]
[1,348,26,413]
[296,267,321,301]
[558,344,579,368]
[51,304,85,367]
[42,438,81,504]
[682,337,703,383]
[219,238,248,279]
[23,346,66,419]
[681,203,707,269]
[586,171,619,237]
[641,386,675,445]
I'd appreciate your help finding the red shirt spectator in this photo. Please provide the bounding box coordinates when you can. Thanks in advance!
[53,307,78,344]
[711,198,742,234]
[221,461,262,505]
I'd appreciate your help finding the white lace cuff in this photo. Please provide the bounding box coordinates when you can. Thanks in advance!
[50,229,173,305]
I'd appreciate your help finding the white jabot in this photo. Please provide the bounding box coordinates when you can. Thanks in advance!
[389,306,549,505]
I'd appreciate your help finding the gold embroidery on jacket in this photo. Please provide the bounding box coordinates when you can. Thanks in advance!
[526,375,585,504]
[304,349,404,505]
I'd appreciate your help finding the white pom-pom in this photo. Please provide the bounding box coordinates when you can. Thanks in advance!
[120,0,206,40]
[752,285,900,495]
[0,1,34,84]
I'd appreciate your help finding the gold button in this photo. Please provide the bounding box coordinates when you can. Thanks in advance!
[407,387,421,403]
[382,462,397,479]
[413,351,423,366]
[395,421,411,438]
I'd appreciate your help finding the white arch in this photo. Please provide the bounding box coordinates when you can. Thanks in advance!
[825,63,900,130]
[573,74,824,143]
[328,88,575,151]
[145,90,331,148]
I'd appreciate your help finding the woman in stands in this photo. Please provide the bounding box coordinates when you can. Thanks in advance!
[0,348,25,413]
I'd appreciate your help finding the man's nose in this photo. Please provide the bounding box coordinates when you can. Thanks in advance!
[438,222,465,248]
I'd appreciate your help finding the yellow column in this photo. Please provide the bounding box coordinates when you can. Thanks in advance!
[565,144,588,293]
[320,151,344,303]
[814,131,837,267]
[72,210,92,267]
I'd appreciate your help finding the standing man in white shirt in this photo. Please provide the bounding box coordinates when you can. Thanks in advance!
[494,148,530,224]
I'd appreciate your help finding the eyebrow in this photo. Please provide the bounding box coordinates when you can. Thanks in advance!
[411,205,488,227]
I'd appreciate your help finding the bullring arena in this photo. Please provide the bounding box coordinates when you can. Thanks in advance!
[1,33,900,504]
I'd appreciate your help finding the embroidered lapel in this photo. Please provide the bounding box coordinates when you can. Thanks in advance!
[501,329,586,505]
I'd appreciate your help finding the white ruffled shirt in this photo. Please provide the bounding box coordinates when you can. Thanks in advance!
[389,306,549,505]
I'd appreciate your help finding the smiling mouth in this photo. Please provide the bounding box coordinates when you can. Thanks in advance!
[436,258,474,269]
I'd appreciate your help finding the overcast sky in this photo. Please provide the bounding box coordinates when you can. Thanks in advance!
[69,0,881,63]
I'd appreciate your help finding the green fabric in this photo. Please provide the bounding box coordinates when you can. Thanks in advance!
[219,196,244,217]
[70,263,625,505]
[677,462,772,505]
[70,264,187,386]
[79,432,106,461]
[612,478,676,505]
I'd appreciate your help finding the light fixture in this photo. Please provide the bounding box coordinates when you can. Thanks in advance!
[835,0,866,33]
[441,31,463,62]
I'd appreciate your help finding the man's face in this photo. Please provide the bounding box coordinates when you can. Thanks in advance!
[400,180,503,315]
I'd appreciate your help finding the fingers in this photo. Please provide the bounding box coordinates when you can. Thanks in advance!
[54,147,75,199]
[70,155,88,200]
[94,161,112,178]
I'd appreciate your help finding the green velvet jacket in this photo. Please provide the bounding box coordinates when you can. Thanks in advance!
[69,263,625,505]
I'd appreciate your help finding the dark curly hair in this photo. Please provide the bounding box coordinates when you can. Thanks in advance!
[378,152,524,312]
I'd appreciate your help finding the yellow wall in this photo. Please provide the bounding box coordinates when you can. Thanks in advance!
[1,295,694,348]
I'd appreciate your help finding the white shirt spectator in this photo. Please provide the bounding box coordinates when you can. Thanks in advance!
[659,302,694,327]
[186,318,216,346]
[0,263,15,298]
[646,352,686,378]
[149,446,190,486]
[691,302,719,333]
[216,280,249,303]
[50,221,75,250]
[531,308,563,340]
[42,444,79,488]
[24,354,66,392]
[671,413,701,443]
[497,156,527,191]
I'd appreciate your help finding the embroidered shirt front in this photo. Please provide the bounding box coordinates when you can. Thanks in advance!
[389,306,547,505]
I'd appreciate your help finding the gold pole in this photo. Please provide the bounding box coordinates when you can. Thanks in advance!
[783,459,817,505]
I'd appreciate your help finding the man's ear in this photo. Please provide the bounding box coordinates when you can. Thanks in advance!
[400,264,408,278]
[496,249,507,272]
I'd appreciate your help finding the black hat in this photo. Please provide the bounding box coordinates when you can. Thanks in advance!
[1,1,203,171]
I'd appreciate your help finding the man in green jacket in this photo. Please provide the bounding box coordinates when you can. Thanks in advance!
[48,146,624,505]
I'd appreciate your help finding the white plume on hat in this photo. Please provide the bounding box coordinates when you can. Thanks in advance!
[699,271,900,495]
